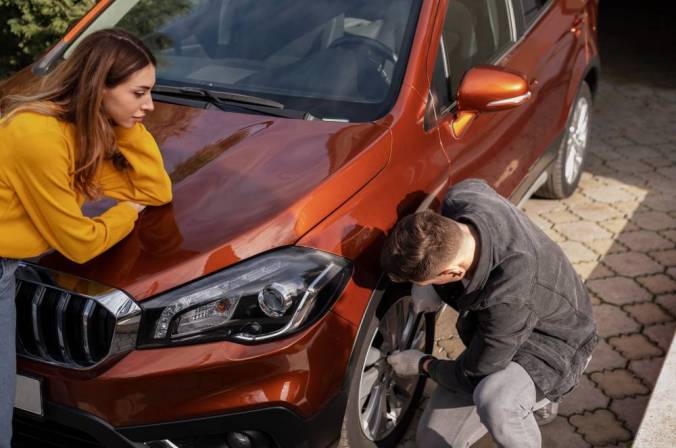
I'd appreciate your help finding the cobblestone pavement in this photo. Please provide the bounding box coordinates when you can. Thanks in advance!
[396,3,676,447]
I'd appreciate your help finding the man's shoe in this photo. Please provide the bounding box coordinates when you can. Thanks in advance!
[534,401,559,426]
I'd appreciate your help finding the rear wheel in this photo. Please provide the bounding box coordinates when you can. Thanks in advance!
[537,82,593,199]
[339,289,435,447]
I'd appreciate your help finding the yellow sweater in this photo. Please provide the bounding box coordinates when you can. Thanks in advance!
[0,112,173,263]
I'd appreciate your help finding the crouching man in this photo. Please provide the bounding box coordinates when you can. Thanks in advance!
[380,179,598,448]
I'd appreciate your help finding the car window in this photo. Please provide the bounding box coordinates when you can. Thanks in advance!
[521,0,549,26]
[441,0,514,96]
[64,0,422,122]
[431,0,514,118]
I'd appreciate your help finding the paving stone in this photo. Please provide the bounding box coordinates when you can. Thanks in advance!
[616,145,663,160]
[541,226,566,243]
[523,199,566,215]
[434,306,458,338]
[616,183,650,200]
[668,267,676,278]
[540,417,591,448]
[584,187,636,204]
[559,376,609,416]
[588,340,628,372]
[624,302,673,325]
[559,241,598,263]
[587,240,629,256]
[599,218,638,234]
[574,261,611,280]
[642,157,675,168]
[655,294,676,317]
[637,274,676,294]
[631,211,676,231]
[606,159,655,174]
[644,322,676,351]
[561,192,594,207]
[593,304,640,338]
[436,337,464,359]
[629,357,666,388]
[645,177,676,195]
[528,214,553,230]
[603,135,635,148]
[590,369,649,398]
[611,200,643,215]
[554,222,613,242]
[660,229,676,243]
[610,395,651,433]
[590,267,617,282]
[570,409,632,446]
[608,334,663,360]
[602,252,663,277]
[601,176,639,190]
[568,202,624,222]
[657,165,676,179]
[642,194,676,213]
[617,231,674,252]
[590,294,602,305]
[587,277,653,305]
[650,249,676,267]
[544,210,580,224]
[578,173,609,191]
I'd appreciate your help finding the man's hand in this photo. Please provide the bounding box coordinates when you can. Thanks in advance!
[411,283,443,314]
[387,349,426,377]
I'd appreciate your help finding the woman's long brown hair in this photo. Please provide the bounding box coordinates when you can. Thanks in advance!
[0,28,156,199]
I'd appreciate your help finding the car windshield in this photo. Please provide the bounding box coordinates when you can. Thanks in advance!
[66,0,421,121]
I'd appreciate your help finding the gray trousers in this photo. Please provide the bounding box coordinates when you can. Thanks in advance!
[417,362,545,448]
[0,258,18,448]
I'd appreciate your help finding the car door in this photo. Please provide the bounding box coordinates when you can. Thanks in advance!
[508,0,591,159]
[428,0,542,198]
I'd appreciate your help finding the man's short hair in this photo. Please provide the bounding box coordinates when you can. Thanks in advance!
[380,210,464,283]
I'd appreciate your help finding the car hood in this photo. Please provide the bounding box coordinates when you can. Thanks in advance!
[32,101,391,300]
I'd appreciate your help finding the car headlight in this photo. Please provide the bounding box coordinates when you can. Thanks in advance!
[137,247,352,347]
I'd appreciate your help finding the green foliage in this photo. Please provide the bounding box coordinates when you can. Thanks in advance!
[118,0,194,39]
[0,0,95,77]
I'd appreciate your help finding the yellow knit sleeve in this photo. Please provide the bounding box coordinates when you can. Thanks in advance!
[8,129,139,263]
[97,123,173,205]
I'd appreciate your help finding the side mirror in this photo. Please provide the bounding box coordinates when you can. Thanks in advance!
[449,65,531,138]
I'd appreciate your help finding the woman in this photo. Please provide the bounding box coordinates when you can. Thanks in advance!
[0,28,172,446]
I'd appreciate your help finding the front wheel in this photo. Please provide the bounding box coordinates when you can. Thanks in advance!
[537,82,593,199]
[339,290,435,447]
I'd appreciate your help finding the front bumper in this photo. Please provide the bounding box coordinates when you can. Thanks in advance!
[13,309,358,447]
[13,395,347,448]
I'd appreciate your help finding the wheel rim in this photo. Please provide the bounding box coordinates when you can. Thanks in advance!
[564,96,590,184]
[357,296,427,441]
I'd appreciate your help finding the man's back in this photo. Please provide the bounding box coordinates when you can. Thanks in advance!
[438,179,598,400]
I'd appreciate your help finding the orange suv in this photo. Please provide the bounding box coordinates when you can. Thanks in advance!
[5,0,599,447]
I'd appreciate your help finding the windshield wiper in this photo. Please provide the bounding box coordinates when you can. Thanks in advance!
[152,85,310,119]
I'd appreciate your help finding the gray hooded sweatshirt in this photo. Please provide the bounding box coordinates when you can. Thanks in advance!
[428,179,598,402]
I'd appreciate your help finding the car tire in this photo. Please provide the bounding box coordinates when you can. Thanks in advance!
[338,287,435,448]
[537,82,593,199]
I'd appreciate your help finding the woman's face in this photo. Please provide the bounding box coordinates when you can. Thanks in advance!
[102,64,156,128]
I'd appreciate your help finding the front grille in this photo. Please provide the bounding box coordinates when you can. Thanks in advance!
[14,263,141,370]
[13,413,104,448]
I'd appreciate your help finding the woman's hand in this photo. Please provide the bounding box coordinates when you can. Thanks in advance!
[122,201,146,213]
